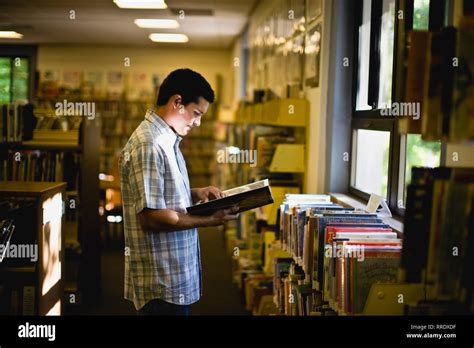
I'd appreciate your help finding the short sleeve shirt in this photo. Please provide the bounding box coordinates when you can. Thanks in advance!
[119,109,202,310]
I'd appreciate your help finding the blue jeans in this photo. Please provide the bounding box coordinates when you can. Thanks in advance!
[138,298,191,316]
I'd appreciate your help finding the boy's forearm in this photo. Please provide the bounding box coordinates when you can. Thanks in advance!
[139,208,214,232]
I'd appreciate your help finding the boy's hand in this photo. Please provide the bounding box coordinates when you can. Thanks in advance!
[193,186,225,203]
[208,206,240,226]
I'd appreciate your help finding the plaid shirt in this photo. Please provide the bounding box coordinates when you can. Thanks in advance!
[119,109,202,310]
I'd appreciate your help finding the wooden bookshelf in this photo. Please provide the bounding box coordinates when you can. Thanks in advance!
[0,181,66,315]
[181,103,219,188]
[98,99,151,175]
[234,99,309,127]
[0,115,101,309]
[213,96,310,316]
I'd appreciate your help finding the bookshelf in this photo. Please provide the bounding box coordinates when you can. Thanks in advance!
[239,99,309,127]
[34,93,152,252]
[236,175,474,317]
[98,99,151,175]
[181,103,219,188]
[0,181,66,315]
[0,101,101,310]
[214,99,308,315]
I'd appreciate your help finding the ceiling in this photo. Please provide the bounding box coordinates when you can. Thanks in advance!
[0,0,257,48]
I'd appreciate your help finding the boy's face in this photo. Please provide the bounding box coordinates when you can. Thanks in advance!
[170,96,209,137]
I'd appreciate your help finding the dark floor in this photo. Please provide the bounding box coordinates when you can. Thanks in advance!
[90,226,247,315]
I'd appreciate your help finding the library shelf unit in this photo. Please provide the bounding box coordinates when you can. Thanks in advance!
[180,103,219,188]
[214,99,309,314]
[0,116,101,311]
[0,181,66,315]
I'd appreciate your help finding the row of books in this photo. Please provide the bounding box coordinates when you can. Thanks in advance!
[181,139,215,157]
[180,105,218,191]
[97,100,147,174]
[402,18,474,142]
[243,273,273,314]
[402,166,474,313]
[275,194,402,315]
[0,150,80,190]
[0,104,36,143]
[103,118,141,137]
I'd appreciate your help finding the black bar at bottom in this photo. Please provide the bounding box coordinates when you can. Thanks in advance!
[0,315,473,345]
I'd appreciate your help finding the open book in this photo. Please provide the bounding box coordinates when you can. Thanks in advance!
[186,179,274,216]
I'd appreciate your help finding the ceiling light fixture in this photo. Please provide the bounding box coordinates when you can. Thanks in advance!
[134,19,179,29]
[149,33,188,43]
[0,31,23,39]
[113,0,167,9]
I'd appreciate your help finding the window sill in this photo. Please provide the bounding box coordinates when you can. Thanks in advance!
[328,192,404,234]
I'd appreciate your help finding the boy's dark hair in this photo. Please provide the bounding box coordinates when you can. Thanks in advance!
[156,68,215,106]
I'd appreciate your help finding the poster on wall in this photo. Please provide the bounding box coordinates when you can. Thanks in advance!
[107,71,125,98]
[42,70,59,83]
[62,70,81,89]
[84,71,103,85]
[306,0,322,23]
[305,23,322,88]
[129,71,152,100]
[83,71,104,98]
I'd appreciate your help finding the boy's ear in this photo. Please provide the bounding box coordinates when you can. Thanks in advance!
[173,95,182,107]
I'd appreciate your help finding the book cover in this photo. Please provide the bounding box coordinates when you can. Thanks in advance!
[350,249,401,314]
[401,183,433,283]
[186,179,274,216]
[401,30,431,134]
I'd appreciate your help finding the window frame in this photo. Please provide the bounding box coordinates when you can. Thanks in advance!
[350,0,401,211]
[349,0,448,217]
[0,45,37,103]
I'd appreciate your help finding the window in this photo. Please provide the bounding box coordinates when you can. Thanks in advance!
[350,0,446,215]
[356,0,372,111]
[12,57,29,102]
[350,0,396,201]
[355,0,396,112]
[378,0,396,108]
[413,0,430,30]
[0,56,29,103]
[0,57,10,104]
[352,129,391,198]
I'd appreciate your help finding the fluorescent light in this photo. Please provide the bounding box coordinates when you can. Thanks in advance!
[149,33,188,43]
[113,0,167,9]
[0,31,23,39]
[134,19,179,29]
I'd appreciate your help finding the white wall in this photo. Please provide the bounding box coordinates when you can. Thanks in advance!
[303,0,332,193]
[37,44,233,105]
